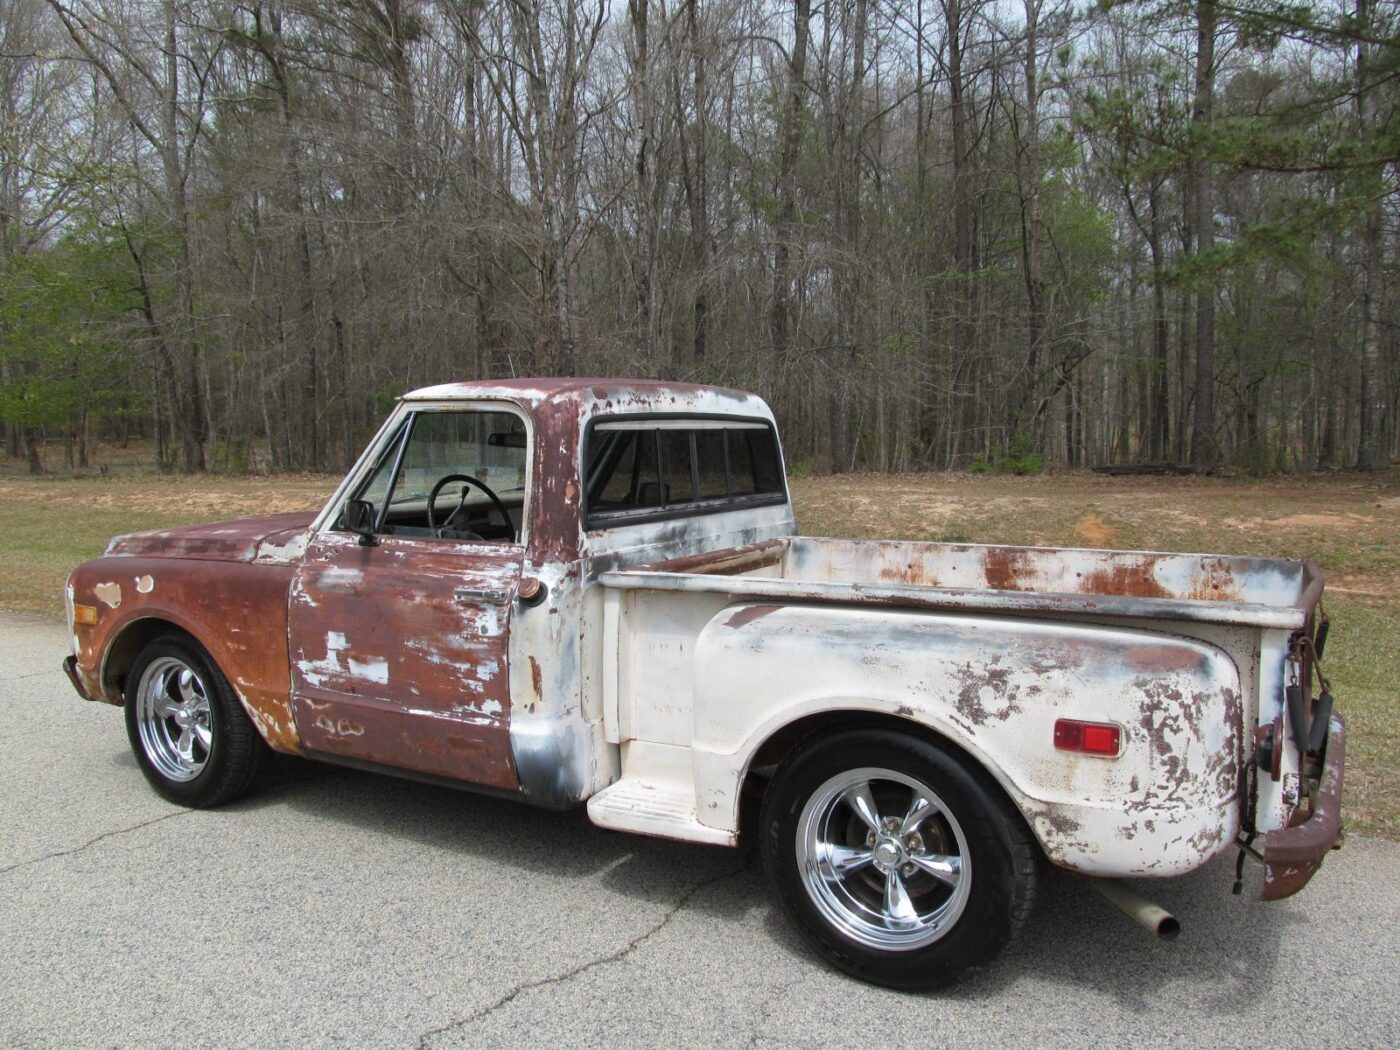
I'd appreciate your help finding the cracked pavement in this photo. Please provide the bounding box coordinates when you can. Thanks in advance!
[2,611,1397,1048]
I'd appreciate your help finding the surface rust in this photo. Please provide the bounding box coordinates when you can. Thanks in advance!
[529,396,585,565]
[289,533,521,789]
[1260,714,1345,900]
[642,540,787,577]
[1080,557,1171,600]
[105,512,314,563]
[723,604,781,629]
[68,552,302,753]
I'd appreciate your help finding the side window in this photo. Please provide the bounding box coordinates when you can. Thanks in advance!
[730,427,784,496]
[584,418,785,528]
[346,409,529,542]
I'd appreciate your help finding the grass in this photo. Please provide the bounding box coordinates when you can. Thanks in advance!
[2,467,1396,837]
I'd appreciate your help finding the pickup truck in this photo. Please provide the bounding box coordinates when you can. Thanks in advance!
[63,379,1345,990]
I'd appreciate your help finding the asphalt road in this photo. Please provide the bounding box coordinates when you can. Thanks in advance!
[2,611,1395,1049]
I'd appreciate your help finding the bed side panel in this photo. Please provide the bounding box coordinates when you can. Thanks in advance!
[689,605,1244,877]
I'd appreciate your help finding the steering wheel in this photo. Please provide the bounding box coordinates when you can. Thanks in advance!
[425,473,516,541]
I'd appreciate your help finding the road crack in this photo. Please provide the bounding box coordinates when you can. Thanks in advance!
[0,769,342,878]
[417,859,751,1048]
[0,808,193,878]
[5,668,61,682]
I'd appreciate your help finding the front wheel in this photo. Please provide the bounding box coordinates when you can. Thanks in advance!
[124,635,267,807]
[760,729,1037,990]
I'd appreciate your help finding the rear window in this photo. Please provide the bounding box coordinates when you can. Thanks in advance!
[584,417,785,527]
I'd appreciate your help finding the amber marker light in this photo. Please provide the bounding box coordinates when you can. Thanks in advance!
[1054,718,1121,757]
[72,604,99,626]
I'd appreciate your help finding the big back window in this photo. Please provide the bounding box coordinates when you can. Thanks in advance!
[584,418,785,527]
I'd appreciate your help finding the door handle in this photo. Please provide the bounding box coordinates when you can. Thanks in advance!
[454,586,513,605]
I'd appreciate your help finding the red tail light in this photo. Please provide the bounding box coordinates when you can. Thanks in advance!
[1054,719,1121,757]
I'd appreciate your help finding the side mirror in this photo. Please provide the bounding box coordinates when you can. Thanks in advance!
[342,499,379,547]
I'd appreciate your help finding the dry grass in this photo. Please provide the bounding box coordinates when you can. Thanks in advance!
[2,467,1395,836]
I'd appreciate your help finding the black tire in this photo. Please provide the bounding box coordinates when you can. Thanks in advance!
[123,634,267,807]
[760,728,1037,990]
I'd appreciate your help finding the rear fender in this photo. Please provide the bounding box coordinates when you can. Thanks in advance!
[691,604,1243,878]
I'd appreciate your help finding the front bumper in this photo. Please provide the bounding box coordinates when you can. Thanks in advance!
[1260,713,1345,901]
[62,655,93,701]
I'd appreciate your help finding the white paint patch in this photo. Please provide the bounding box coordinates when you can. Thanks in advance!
[298,631,389,688]
[256,531,309,564]
[314,715,365,737]
[135,575,155,594]
[315,566,365,592]
[347,656,389,684]
[93,582,122,609]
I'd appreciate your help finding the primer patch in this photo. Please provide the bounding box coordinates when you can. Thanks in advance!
[93,582,122,609]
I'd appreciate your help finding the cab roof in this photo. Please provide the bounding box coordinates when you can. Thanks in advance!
[401,377,772,417]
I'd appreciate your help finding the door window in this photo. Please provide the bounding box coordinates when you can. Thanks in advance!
[348,410,528,542]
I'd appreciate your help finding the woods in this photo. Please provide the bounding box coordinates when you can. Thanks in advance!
[1,0,1397,475]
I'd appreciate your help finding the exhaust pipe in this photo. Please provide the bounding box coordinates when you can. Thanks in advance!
[1088,878,1181,940]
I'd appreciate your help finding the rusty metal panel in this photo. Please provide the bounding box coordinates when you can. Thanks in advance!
[66,554,302,753]
[289,530,521,789]
[1260,713,1345,900]
[610,535,1315,631]
[104,513,314,563]
[780,537,1307,612]
[636,540,787,577]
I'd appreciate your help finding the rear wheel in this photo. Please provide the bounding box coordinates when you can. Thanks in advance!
[124,635,266,807]
[760,729,1037,990]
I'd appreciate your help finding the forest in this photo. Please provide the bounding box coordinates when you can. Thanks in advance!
[1,0,1397,475]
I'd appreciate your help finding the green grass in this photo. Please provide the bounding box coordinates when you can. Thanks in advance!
[3,468,1395,836]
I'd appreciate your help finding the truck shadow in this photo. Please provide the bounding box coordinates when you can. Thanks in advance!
[258,756,761,922]
[237,756,1295,1004]
[950,862,1296,1011]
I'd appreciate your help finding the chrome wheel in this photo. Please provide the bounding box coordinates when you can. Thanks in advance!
[797,767,971,951]
[134,656,213,782]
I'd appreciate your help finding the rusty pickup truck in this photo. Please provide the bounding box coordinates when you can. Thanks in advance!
[63,379,1344,989]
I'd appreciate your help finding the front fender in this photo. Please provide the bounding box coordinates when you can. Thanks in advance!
[68,556,301,753]
[690,604,1243,878]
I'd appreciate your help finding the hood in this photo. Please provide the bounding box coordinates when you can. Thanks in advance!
[104,511,317,564]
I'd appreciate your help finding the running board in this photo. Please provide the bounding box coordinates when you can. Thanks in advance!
[587,778,737,846]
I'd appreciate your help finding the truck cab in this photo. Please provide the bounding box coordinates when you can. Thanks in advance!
[287,379,794,807]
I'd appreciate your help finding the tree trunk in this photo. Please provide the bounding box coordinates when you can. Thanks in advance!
[677,0,711,364]
[1354,0,1384,470]
[1189,0,1216,471]
[1015,0,1045,441]
[770,0,811,391]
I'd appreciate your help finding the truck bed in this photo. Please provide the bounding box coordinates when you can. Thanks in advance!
[591,533,1328,878]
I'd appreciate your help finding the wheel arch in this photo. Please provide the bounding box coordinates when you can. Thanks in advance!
[735,707,1038,850]
[102,616,202,702]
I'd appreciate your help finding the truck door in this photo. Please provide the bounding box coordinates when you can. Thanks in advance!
[287,407,530,790]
